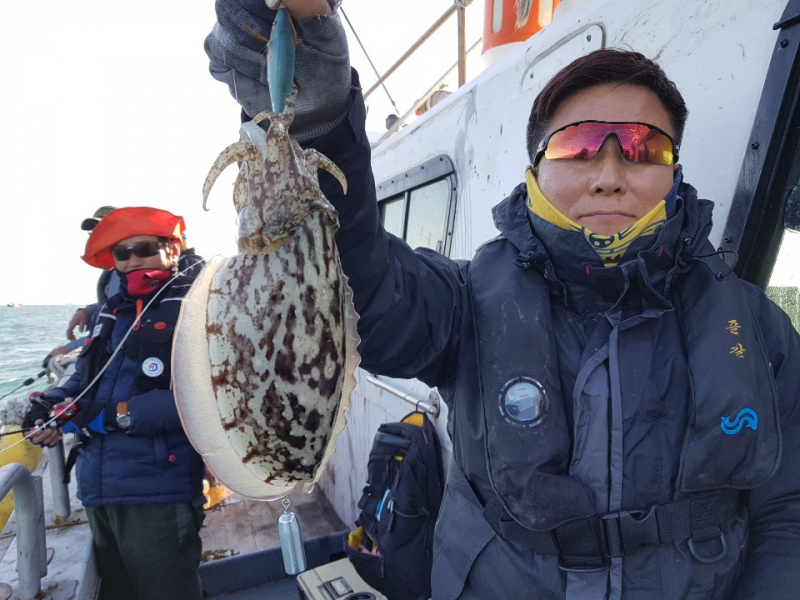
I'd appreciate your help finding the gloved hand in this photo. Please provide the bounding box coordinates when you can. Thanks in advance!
[22,393,60,448]
[205,0,351,143]
[22,401,53,432]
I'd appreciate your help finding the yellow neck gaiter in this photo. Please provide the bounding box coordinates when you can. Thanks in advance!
[525,168,666,267]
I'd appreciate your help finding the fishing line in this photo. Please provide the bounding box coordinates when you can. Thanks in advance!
[339,7,400,116]
[0,259,209,456]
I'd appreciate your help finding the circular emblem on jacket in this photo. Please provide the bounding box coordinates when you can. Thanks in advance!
[142,357,165,377]
[499,377,548,428]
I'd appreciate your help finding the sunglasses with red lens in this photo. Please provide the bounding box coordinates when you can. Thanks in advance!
[534,121,679,167]
[111,240,166,262]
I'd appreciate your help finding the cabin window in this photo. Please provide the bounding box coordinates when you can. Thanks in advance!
[377,156,457,256]
[765,233,800,333]
[722,7,800,333]
[381,194,406,239]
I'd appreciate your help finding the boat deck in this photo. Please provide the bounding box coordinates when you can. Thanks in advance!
[200,485,349,599]
[0,445,349,599]
[201,483,347,562]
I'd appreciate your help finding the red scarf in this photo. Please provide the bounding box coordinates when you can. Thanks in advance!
[124,269,171,297]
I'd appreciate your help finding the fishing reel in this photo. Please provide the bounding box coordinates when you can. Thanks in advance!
[28,393,79,427]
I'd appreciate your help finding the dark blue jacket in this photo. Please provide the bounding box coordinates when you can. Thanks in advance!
[309,73,800,599]
[48,276,205,508]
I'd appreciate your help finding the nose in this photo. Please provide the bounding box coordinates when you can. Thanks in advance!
[123,255,146,271]
[587,137,627,196]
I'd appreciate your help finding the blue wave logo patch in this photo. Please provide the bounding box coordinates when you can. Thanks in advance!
[720,408,758,435]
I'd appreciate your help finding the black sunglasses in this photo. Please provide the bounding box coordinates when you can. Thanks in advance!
[111,240,166,261]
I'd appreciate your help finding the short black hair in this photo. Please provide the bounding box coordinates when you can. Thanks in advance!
[526,49,688,163]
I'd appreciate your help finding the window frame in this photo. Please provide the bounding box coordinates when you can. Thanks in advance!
[722,0,800,288]
[376,155,458,257]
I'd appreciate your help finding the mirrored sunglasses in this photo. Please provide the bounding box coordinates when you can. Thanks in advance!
[111,240,165,261]
[535,121,679,166]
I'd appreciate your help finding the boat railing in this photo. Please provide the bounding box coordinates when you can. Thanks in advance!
[0,463,46,600]
[356,0,480,141]
[379,37,482,141]
[47,441,71,523]
[366,375,441,417]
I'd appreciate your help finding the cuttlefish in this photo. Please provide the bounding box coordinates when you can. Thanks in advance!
[172,6,359,500]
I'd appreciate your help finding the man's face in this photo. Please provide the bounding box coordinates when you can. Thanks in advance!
[534,84,678,236]
[112,235,176,272]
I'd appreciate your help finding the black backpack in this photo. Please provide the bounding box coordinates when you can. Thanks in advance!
[345,411,444,600]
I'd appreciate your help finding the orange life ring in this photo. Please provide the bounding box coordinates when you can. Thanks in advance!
[482,0,560,54]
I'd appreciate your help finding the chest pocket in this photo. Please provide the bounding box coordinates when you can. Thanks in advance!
[125,320,175,394]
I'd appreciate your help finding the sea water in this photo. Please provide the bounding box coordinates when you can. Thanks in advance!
[0,305,80,401]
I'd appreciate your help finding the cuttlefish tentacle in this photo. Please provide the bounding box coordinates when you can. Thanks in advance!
[303,149,348,196]
[239,109,337,254]
[233,168,249,213]
[202,141,264,211]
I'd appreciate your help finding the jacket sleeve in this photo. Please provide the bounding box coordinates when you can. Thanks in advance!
[126,389,184,436]
[732,292,800,599]
[307,69,467,387]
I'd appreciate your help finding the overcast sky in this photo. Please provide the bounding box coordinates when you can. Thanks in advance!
[0,1,481,307]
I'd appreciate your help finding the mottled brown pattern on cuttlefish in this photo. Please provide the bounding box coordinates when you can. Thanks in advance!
[204,217,346,482]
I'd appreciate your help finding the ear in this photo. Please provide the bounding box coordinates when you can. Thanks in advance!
[166,239,182,262]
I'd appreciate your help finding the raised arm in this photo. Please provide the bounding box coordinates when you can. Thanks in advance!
[205,0,468,387]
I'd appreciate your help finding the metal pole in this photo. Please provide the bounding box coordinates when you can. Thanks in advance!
[363,5,458,100]
[457,5,467,87]
[47,441,71,522]
[33,476,46,578]
[0,464,42,600]
[366,376,440,417]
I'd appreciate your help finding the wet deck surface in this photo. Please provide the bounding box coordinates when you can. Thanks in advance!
[200,484,347,563]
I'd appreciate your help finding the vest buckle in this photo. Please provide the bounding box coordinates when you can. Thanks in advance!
[603,506,660,556]
[557,557,609,573]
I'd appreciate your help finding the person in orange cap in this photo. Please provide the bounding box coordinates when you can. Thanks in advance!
[24,207,206,600]
[54,206,205,352]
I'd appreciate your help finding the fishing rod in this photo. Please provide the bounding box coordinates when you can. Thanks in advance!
[0,369,47,402]
[0,423,55,438]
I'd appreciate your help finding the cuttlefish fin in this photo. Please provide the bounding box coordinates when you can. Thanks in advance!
[202,141,263,211]
[304,149,348,195]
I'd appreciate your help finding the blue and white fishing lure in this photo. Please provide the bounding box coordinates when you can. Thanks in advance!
[267,4,297,114]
